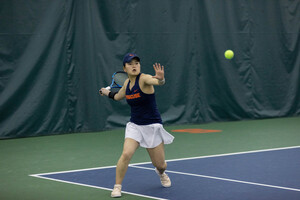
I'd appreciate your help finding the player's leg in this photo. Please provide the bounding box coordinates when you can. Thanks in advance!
[112,138,139,197]
[116,138,139,184]
[147,143,171,187]
[147,142,167,172]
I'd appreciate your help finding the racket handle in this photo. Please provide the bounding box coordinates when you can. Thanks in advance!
[99,86,111,95]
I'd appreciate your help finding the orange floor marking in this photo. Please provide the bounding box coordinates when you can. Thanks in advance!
[171,129,222,134]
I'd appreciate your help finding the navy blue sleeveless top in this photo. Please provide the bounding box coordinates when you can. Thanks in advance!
[126,73,162,125]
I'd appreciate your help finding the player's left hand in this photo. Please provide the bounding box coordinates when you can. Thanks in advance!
[152,63,164,80]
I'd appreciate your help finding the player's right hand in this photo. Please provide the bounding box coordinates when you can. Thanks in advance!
[99,88,109,96]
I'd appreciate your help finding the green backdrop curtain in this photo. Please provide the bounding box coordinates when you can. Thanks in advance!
[0,0,299,138]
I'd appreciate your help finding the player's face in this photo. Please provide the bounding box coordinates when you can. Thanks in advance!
[124,58,140,76]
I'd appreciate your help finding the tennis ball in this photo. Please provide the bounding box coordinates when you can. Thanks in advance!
[224,50,234,59]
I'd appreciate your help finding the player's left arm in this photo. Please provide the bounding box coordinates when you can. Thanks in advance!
[143,63,166,86]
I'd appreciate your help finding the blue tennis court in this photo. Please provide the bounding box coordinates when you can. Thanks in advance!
[31,146,300,200]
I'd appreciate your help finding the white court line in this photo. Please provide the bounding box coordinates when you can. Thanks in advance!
[30,165,117,176]
[130,145,300,166]
[130,165,300,192]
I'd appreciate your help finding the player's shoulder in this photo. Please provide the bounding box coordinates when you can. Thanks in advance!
[123,78,130,87]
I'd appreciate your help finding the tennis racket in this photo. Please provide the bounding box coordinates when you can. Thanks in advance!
[99,71,128,94]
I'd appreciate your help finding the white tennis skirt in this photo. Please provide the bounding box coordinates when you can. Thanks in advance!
[125,122,174,148]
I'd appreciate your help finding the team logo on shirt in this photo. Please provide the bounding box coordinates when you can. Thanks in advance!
[126,93,141,100]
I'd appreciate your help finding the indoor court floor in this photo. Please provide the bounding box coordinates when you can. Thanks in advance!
[1,117,300,199]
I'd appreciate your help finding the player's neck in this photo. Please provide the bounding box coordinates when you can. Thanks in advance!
[128,74,137,83]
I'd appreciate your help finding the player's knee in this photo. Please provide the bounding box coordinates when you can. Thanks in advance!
[121,151,133,162]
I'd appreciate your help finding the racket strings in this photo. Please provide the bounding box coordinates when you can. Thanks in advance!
[113,73,128,86]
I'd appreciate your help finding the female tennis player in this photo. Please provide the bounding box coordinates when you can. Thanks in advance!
[100,53,174,198]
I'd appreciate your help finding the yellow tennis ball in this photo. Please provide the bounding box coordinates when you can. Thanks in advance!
[224,50,234,59]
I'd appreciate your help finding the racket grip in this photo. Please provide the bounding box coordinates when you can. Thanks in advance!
[99,86,111,95]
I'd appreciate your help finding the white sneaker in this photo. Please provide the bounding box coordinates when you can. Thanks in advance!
[155,168,171,187]
[111,184,122,198]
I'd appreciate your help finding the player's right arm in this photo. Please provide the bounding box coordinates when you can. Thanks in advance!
[99,79,128,101]
[113,79,128,101]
